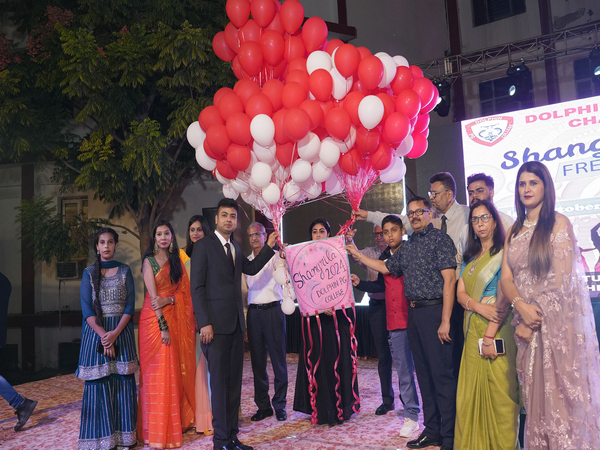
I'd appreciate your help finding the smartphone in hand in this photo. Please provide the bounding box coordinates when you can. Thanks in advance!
[478,338,505,355]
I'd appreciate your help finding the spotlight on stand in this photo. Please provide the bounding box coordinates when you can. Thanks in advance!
[434,78,451,117]
[506,62,530,101]
[590,48,600,84]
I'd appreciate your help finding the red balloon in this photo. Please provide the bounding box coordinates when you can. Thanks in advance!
[279,0,304,34]
[206,124,231,154]
[199,105,224,131]
[313,125,329,141]
[260,30,284,66]
[213,32,235,62]
[224,23,240,53]
[227,143,252,171]
[218,92,245,121]
[325,39,343,56]
[376,93,396,126]
[262,79,284,111]
[308,69,333,102]
[356,46,372,60]
[234,79,261,106]
[410,65,424,79]
[283,36,305,62]
[226,0,251,28]
[299,99,324,130]
[283,107,311,141]
[413,113,430,134]
[213,88,234,108]
[406,132,428,159]
[412,77,435,110]
[265,12,285,35]
[356,126,380,155]
[238,41,263,76]
[287,57,307,74]
[318,100,334,128]
[272,108,290,144]
[370,142,393,171]
[358,56,384,91]
[383,112,410,145]
[226,112,252,145]
[395,89,421,119]
[343,91,365,126]
[276,141,298,167]
[239,19,261,44]
[301,17,328,53]
[231,55,245,80]
[251,0,276,27]
[338,148,361,175]
[286,69,309,92]
[391,66,414,95]
[325,108,351,141]
[335,44,361,78]
[204,140,223,160]
[245,93,274,118]
[281,81,307,109]
[216,159,238,179]
[351,80,369,95]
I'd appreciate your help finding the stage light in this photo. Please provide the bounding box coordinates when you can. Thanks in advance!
[507,62,530,100]
[434,78,451,117]
[590,48,600,84]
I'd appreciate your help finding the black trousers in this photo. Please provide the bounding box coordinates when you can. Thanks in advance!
[202,322,244,448]
[368,299,394,407]
[247,303,288,411]
[407,304,456,448]
[450,282,465,380]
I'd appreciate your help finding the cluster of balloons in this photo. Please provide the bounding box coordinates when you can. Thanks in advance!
[187,0,435,222]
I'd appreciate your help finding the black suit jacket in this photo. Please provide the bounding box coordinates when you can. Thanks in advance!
[0,271,12,348]
[190,232,275,334]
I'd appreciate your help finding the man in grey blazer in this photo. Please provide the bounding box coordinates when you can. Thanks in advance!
[190,199,278,450]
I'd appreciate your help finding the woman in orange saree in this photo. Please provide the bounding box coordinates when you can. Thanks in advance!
[138,220,196,448]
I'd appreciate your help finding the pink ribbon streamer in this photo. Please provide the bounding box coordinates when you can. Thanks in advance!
[342,304,360,413]
[302,311,322,425]
[332,308,344,421]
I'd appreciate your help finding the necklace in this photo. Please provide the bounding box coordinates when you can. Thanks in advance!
[523,218,538,228]
[468,253,485,275]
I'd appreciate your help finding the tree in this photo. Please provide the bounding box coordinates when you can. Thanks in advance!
[0,0,235,259]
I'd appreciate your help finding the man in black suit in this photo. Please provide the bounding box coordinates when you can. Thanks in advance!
[190,199,278,450]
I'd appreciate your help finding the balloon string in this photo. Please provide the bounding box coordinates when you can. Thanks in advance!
[332,308,344,422]
[302,313,317,424]
[342,304,360,413]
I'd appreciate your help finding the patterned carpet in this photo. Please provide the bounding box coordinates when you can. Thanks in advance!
[0,353,428,449]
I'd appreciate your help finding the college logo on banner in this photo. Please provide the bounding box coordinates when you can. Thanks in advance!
[465,116,514,147]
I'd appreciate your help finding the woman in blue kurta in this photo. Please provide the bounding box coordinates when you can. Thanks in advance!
[76,228,139,450]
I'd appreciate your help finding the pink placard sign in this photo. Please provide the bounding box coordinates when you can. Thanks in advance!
[284,236,355,316]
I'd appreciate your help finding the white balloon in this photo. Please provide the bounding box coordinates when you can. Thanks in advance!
[195,146,216,171]
[306,50,332,74]
[312,160,332,182]
[187,121,206,149]
[274,165,290,182]
[395,135,414,157]
[250,114,275,147]
[359,95,384,130]
[223,184,239,200]
[241,190,257,205]
[291,159,312,183]
[273,266,288,285]
[283,181,303,202]
[330,67,353,101]
[296,174,314,188]
[253,140,276,163]
[297,133,321,162]
[379,157,407,183]
[375,52,397,88]
[281,295,296,315]
[306,182,322,199]
[214,169,229,185]
[333,125,356,154]
[262,183,281,205]
[231,177,249,193]
[325,172,343,195]
[393,55,409,67]
[250,162,273,188]
[319,138,341,167]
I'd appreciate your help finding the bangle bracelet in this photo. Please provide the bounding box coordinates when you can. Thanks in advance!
[465,299,471,311]
[170,296,174,305]
[511,296,523,307]
[481,341,493,346]
[357,253,362,262]
[484,334,495,340]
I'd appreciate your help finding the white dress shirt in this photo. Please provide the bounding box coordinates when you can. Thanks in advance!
[244,251,283,305]
[214,229,236,262]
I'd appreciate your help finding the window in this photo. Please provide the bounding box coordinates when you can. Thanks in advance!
[56,197,88,279]
[62,197,88,223]
[574,57,600,99]
[479,73,534,116]
[473,0,526,27]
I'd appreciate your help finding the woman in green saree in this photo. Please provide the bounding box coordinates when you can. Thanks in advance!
[454,200,520,450]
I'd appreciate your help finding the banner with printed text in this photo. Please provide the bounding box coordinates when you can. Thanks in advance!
[284,235,355,315]
[461,95,600,297]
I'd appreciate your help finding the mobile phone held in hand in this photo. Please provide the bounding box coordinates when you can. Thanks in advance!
[478,338,505,355]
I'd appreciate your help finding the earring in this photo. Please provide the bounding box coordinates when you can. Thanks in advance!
[97,249,100,255]
[154,242,159,255]
[169,242,173,253]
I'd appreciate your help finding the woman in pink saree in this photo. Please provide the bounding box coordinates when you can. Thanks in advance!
[500,161,600,449]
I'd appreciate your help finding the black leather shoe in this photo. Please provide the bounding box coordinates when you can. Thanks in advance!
[275,409,287,421]
[213,444,236,450]
[406,433,442,449]
[14,398,37,431]
[231,437,254,450]
[250,408,273,421]
[440,446,453,450]
[375,403,395,415]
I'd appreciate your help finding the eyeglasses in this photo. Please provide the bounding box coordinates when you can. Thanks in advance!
[407,209,430,218]
[470,214,492,224]
[373,231,384,238]
[248,232,265,238]
[428,189,449,199]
